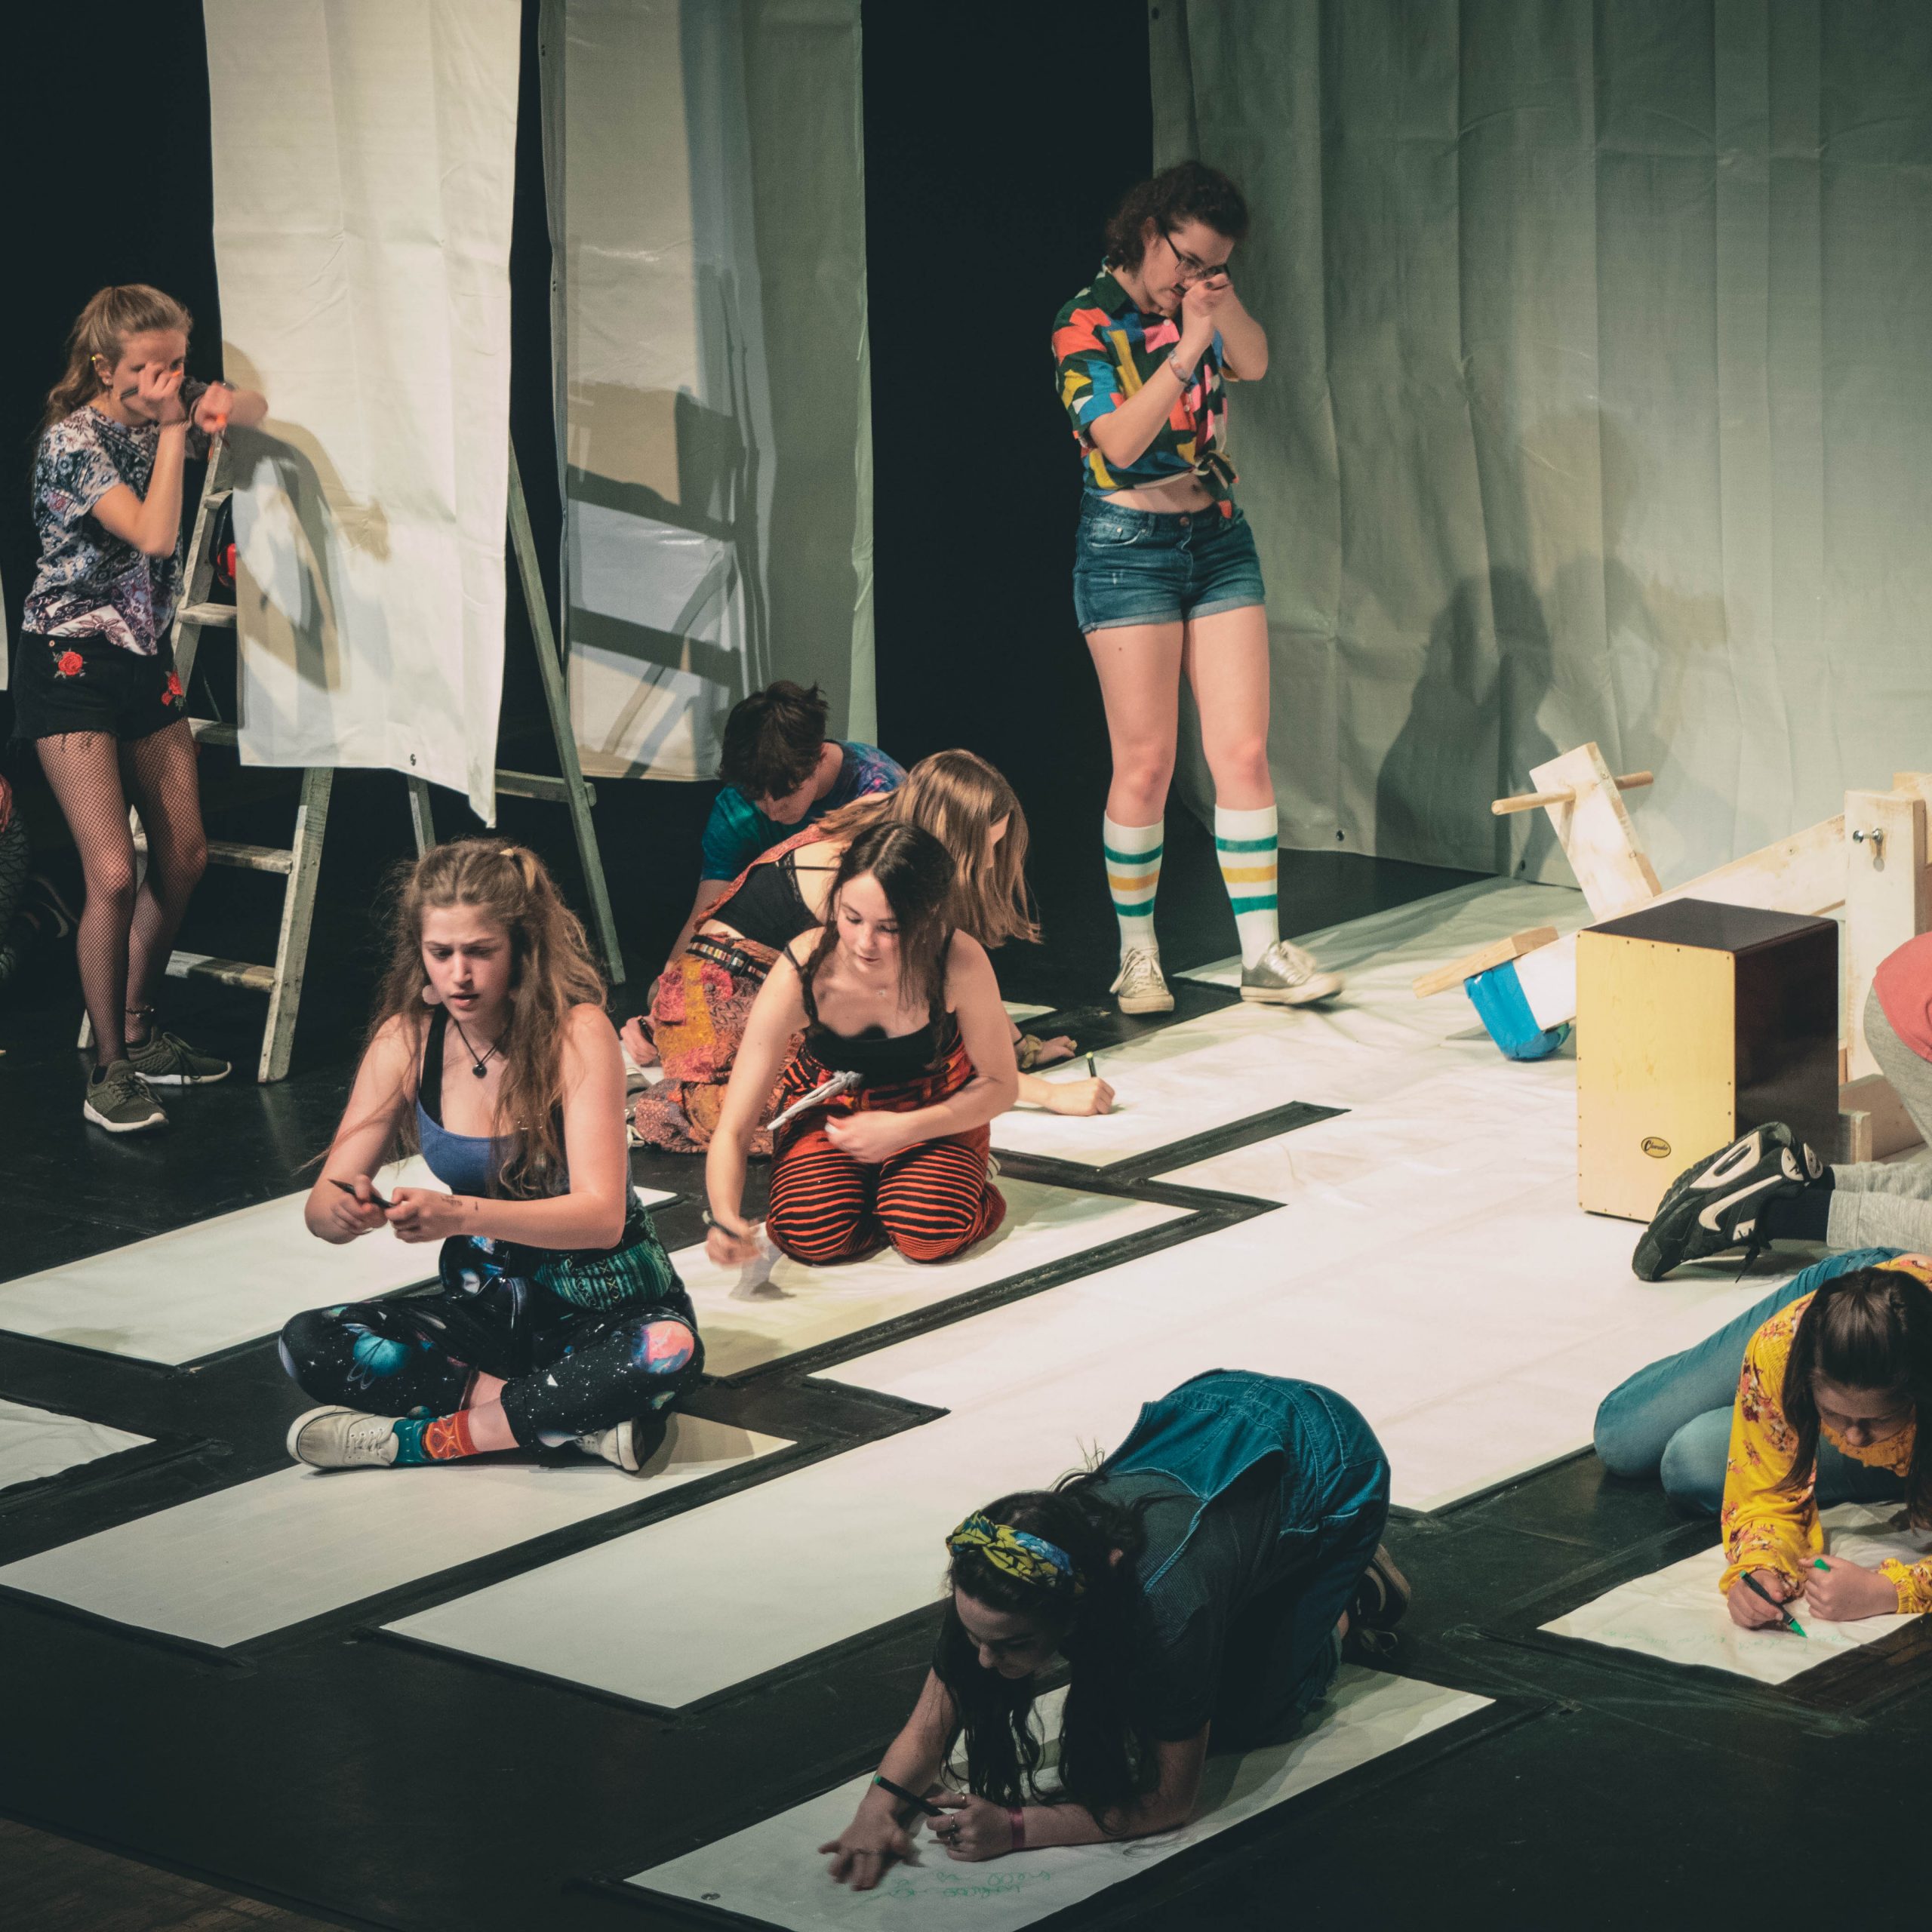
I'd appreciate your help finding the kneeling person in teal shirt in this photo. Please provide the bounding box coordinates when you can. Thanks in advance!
[666,680,904,974]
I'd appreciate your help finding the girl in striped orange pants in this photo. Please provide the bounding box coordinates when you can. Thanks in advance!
[703,820,1019,1268]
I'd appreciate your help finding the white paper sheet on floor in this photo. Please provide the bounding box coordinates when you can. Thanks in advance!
[0,1399,149,1496]
[380,879,1797,1709]
[674,1180,1189,1377]
[626,1668,1489,1931]
[204,1,519,817]
[0,1414,788,1649]
[1541,1502,1932,1684]
[0,1168,674,1367]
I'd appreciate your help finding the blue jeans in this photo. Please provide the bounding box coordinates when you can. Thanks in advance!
[1072,494,1267,633]
[1592,1248,1909,1512]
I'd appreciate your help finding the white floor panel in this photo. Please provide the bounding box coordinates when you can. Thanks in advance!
[0,1171,676,1367]
[673,1180,1189,1377]
[1541,1503,1932,1684]
[0,1412,786,1649]
[0,1398,150,1494]
[626,1668,1489,1930]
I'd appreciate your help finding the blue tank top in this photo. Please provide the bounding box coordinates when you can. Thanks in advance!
[414,1007,514,1197]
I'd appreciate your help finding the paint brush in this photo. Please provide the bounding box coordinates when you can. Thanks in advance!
[1741,1571,1806,1636]
[331,1177,394,1211]
[872,1774,944,1819]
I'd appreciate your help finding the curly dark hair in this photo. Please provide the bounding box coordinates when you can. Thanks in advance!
[934,1472,1159,1830]
[1777,1266,1932,1517]
[1103,160,1251,272]
[718,680,829,801]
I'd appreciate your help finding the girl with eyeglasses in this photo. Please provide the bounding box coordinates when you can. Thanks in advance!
[1051,162,1343,1017]
[1595,1252,1932,1627]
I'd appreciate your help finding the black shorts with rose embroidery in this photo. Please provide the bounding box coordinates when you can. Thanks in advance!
[9,631,187,744]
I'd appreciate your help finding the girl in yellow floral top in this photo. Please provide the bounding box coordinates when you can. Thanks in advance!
[1718,1257,1932,1628]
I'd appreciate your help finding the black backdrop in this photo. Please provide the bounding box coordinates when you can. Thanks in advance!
[0,0,1160,983]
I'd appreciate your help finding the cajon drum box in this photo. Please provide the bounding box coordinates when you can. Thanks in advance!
[1577,898,1838,1222]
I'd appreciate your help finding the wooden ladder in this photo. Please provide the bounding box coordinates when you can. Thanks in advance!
[79,433,331,1081]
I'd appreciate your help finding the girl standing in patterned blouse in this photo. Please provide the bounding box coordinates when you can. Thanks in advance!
[15,285,265,1134]
[1051,163,1343,1018]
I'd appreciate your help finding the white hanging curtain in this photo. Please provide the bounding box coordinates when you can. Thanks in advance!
[542,0,875,783]
[205,0,521,820]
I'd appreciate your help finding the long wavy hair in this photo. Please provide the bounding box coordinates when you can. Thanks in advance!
[42,285,194,432]
[369,837,605,1195]
[936,1472,1158,1828]
[801,820,955,1025]
[817,749,1038,947]
[1778,1266,1932,1515]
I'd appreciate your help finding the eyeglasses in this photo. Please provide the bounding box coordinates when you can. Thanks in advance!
[1164,229,1232,286]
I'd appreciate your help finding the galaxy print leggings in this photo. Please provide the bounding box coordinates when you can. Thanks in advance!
[278,1232,703,1448]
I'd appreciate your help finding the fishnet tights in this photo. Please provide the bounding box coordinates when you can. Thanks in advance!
[37,722,208,1064]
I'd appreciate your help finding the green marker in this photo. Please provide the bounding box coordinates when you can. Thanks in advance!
[1814,1558,1830,1571]
[1740,1570,1807,1636]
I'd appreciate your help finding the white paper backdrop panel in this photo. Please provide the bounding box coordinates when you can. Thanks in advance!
[0,1400,149,1496]
[205,0,520,819]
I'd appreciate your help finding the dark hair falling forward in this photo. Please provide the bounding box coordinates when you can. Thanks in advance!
[1779,1266,1932,1515]
[935,1472,1158,1829]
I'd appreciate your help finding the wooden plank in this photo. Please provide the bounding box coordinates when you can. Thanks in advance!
[1842,791,1928,1081]
[1839,1072,1924,1159]
[1657,814,1846,918]
[1528,743,1661,919]
[1411,926,1558,999]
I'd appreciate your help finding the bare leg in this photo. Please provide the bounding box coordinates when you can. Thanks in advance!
[117,721,208,1038]
[1182,604,1275,808]
[36,731,137,1066]
[1084,621,1185,825]
[459,1371,518,1452]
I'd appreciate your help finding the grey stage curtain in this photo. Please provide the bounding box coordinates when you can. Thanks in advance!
[1154,1,1932,886]
[541,0,875,783]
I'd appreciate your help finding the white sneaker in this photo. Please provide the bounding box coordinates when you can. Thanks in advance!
[576,1414,667,1472]
[1240,938,1344,1006]
[287,1406,400,1469]
[1110,946,1174,1015]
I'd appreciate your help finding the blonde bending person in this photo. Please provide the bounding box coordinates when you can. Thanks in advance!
[623,750,1112,1152]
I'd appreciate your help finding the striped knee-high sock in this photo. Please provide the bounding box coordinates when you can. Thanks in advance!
[1215,804,1280,968]
[1103,816,1162,955]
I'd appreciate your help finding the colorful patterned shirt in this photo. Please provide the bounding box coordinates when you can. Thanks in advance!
[699,740,906,882]
[23,398,211,655]
[1718,1254,1932,1614]
[1051,263,1235,512]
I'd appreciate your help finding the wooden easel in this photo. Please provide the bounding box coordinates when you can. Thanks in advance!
[88,438,623,1082]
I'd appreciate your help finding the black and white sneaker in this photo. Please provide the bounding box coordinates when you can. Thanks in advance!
[1632,1123,1825,1281]
[1349,1544,1412,1633]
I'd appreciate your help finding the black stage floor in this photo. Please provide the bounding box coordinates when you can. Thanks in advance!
[2,774,1924,1930]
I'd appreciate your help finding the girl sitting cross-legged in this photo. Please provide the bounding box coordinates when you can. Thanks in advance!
[280,837,701,1472]
[819,1370,1408,1889]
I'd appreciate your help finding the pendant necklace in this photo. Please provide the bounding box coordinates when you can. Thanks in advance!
[447,1011,501,1078]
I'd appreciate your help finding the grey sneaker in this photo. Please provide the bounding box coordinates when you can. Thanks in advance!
[1110,946,1174,1015]
[577,1412,668,1472]
[83,1060,168,1134]
[287,1407,401,1469]
[126,1027,231,1086]
[1240,938,1344,1006]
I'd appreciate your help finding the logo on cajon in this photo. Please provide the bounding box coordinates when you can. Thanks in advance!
[1640,1136,1672,1159]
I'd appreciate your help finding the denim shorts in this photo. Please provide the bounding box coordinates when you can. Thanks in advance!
[1072,493,1267,634]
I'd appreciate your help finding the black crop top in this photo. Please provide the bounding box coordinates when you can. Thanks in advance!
[712,848,820,952]
[794,942,956,1079]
